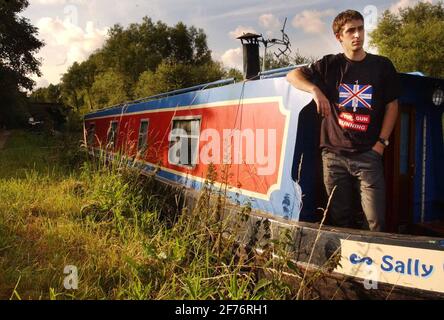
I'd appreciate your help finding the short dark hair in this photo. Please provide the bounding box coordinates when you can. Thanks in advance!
[332,10,364,34]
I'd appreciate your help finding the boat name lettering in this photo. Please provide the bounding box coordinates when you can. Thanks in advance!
[349,253,434,278]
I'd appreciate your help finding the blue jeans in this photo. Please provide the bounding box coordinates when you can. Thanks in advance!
[322,149,386,232]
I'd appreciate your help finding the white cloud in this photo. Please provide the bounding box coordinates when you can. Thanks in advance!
[390,0,433,13]
[34,17,108,85]
[259,14,281,30]
[292,9,335,34]
[228,26,258,39]
[35,78,50,89]
[258,14,282,39]
[32,0,67,4]
[220,48,243,70]
[32,0,86,5]
[202,1,317,23]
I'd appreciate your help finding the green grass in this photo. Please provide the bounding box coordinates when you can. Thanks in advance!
[0,130,304,300]
[0,131,62,179]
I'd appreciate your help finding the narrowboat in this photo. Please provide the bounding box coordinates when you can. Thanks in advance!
[83,38,444,299]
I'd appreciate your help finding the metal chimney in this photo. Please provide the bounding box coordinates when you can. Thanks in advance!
[237,33,262,80]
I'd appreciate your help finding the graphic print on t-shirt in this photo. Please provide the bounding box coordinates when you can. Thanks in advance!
[338,82,373,132]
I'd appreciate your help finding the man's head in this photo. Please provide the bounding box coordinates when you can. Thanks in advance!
[332,10,365,53]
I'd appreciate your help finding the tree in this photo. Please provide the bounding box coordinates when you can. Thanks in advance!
[99,18,212,88]
[60,57,102,112]
[261,52,290,71]
[60,62,84,112]
[133,59,228,100]
[191,61,226,85]
[30,84,62,103]
[226,68,243,82]
[91,70,129,109]
[369,2,444,78]
[0,0,43,127]
[0,0,43,90]
[59,17,219,111]
[291,51,317,65]
[261,51,317,71]
[133,60,195,99]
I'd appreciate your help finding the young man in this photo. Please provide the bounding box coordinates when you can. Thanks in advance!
[287,10,400,232]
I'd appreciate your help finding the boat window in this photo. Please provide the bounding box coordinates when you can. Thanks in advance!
[87,123,95,147]
[107,121,118,148]
[400,112,409,175]
[137,119,149,156]
[168,117,200,167]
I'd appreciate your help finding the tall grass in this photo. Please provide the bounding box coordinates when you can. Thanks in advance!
[1,130,315,300]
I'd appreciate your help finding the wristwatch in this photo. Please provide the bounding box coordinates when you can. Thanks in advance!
[378,137,389,147]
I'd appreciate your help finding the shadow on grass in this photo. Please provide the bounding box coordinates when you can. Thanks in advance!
[0,130,84,180]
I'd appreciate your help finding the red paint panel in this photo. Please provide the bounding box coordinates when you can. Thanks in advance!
[85,101,286,196]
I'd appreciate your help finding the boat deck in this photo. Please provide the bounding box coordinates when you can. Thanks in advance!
[412,221,444,237]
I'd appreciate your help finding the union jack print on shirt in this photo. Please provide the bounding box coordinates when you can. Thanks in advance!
[339,83,373,112]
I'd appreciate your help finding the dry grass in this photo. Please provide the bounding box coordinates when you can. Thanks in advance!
[0,130,319,300]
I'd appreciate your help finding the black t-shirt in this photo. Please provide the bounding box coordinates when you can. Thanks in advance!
[300,53,400,153]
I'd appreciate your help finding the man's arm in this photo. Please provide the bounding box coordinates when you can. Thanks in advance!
[286,68,331,117]
[373,99,399,155]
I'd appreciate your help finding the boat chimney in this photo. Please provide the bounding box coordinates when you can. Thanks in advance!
[237,33,262,80]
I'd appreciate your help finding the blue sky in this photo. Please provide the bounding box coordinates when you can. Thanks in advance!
[23,0,433,88]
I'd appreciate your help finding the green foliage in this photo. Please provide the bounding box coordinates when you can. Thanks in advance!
[261,51,317,71]
[0,130,323,300]
[133,61,193,99]
[292,51,318,65]
[29,84,62,103]
[133,60,226,99]
[369,2,444,77]
[261,52,291,71]
[226,68,243,82]
[60,62,85,112]
[91,70,130,109]
[0,0,43,91]
[99,18,213,87]
[60,58,101,112]
[54,17,225,113]
[0,0,43,127]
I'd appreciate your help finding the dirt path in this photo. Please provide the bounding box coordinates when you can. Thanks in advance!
[0,130,11,150]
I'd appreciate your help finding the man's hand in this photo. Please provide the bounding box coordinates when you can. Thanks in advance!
[286,69,331,117]
[372,142,385,156]
[312,87,330,117]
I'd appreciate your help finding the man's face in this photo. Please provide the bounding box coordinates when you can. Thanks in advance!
[336,19,365,52]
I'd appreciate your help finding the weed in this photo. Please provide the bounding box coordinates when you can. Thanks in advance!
[0,130,329,300]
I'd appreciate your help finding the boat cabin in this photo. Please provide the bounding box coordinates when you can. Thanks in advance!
[83,70,444,237]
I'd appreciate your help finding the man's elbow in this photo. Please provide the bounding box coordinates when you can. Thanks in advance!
[286,68,303,85]
[286,69,296,83]
[386,99,399,112]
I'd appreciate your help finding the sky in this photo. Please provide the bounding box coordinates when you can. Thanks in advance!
[22,0,434,88]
